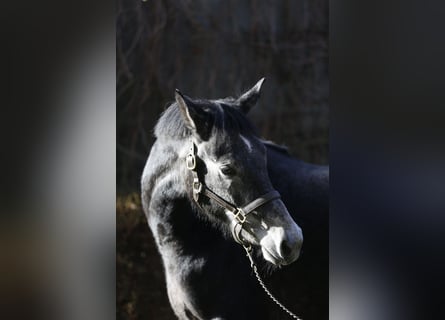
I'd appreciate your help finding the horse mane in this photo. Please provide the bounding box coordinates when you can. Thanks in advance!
[154,101,190,139]
[262,139,290,155]
[154,99,258,140]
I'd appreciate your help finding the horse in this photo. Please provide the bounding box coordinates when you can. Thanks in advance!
[141,79,328,319]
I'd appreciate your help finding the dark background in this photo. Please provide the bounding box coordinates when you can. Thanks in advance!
[117,0,329,191]
[117,0,328,319]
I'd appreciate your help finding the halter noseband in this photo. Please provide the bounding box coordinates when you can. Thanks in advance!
[186,142,281,246]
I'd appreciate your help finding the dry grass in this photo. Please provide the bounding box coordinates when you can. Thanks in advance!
[117,193,175,320]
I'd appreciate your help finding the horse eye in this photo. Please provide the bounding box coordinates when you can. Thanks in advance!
[220,165,236,176]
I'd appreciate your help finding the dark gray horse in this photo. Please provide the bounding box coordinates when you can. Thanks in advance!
[141,79,328,319]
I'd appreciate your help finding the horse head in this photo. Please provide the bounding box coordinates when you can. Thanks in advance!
[159,79,303,266]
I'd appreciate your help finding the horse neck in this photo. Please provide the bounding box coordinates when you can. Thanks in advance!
[143,138,189,195]
[143,138,227,256]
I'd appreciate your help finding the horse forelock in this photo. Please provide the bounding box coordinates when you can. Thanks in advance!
[154,99,257,141]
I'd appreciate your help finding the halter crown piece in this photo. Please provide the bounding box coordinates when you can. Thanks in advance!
[185,140,302,319]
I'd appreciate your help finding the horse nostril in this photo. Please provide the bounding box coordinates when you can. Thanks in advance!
[280,241,293,258]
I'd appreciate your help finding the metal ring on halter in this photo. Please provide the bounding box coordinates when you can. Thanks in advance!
[231,220,246,245]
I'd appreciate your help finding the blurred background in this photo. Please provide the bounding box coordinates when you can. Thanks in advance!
[3,0,445,319]
[117,0,328,319]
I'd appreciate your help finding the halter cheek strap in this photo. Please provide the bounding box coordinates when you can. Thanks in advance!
[186,142,281,245]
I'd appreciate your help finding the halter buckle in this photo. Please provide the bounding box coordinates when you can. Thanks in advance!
[186,153,196,170]
[192,177,202,202]
[234,208,246,224]
[192,178,202,193]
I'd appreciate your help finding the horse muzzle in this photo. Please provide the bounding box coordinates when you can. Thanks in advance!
[260,224,303,266]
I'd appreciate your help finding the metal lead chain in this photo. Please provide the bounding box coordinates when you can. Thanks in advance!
[243,246,302,320]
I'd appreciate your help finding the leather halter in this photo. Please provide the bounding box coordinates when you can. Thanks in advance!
[186,142,281,245]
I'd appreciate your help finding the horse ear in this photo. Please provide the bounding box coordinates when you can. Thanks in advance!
[236,78,265,113]
[175,89,197,130]
[175,89,211,139]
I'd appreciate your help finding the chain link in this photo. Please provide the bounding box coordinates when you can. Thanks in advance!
[244,246,302,320]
